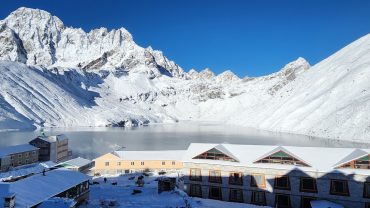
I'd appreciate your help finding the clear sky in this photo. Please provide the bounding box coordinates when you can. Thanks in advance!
[1,0,370,77]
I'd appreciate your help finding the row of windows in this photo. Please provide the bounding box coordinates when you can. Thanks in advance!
[189,169,370,198]
[10,151,37,159]
[104,161,177,166]
[190,184,370,208]
[189,184,324,208]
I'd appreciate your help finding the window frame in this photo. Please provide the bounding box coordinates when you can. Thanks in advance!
[330,179,350,196]
[229,188,244,203]
[300,196,316,208]
[208,186,222,200]
[300,177,318,193]
[275,193,292,208]
[251,191,266,206]
[229,172,243,185]
[189,168,202,181]
[189,184,202,197]
[250,173,266,188]
[209,170,222,183]
[274,175,291,190]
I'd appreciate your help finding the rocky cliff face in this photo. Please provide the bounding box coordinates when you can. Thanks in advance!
[0,7,184,78]
[1,7,369,142]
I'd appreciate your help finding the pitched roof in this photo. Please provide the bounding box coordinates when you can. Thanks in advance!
[114,150,186,161]
[0,168,90,207]
[253,146,311,166]
[60,157,92,168]
[333,149,369,168]
[183,143,370,175]
[0,144,38,157]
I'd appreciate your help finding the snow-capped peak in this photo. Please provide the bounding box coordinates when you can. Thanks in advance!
[216,70,240,83]
[0,7,184,78]
[196,68,216,79]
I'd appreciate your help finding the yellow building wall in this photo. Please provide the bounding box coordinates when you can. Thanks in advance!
[93,152,183,174]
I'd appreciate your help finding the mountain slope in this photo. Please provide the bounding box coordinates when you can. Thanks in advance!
[0,7,369,142]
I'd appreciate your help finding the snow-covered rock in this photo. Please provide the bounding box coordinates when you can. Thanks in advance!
[0,7,369,142]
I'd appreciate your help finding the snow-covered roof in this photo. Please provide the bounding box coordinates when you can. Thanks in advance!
[333,149,369,168]
[0,162,56,181]
[38,197,76,208]
[253,146,312,167]
[0,168,90,207]
[60,157,92,168]
[182,143,370,175]
[114,150,186,161]
[34,134,68,143]
[0,144,38,157]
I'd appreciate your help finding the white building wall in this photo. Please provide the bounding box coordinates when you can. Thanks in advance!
[182,162,370,207]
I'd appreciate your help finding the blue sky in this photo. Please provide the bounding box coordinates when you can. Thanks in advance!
[1,0,370,77]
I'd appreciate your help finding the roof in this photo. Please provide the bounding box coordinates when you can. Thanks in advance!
[60,157,92,168]
[333,148,369,168]
[0,168,90,207]
[182,143,370,175]
[113,150,186,161]
[0,144,38,157]
[33,134,68,143]
[253,146,311,166]
[38,197,76,208]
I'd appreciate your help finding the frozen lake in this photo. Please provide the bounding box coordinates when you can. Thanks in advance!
[0,122,368,160]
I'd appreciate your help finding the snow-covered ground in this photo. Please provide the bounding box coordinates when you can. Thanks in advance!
[82,173,270,208]
[0,7,369,142]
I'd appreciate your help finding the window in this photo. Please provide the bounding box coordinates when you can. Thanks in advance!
[18,154,22,158]
[190,169,202,181]
[162,161,166,165]
[105,162,109,166]
[25,152,29,157]
[117,162,121,166]
[251,191,266,205]
[300,196,316,208]
[141,161,145,165]
[131,162,135,166]
[189,184,202,197]
[229,172,243,185]
[274,176,290,190]
[255,150,309,167]
[275,194,291,208]
[330,180,350,196]
[229,189,243,202]
[172,161,176,165]
[364,182,370,198]
[209,186,222,200]
[209,170,222,183]
[32,151,36,155]
[193,148,237,162]
[251,174,266,188]
[300,177,317,193]
[18,161,22,165]
[338,155,370,169]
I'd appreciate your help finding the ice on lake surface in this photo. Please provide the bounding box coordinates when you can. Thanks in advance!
[0,122,368,160]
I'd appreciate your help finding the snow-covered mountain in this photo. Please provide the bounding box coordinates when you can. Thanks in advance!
[0,7,369,142]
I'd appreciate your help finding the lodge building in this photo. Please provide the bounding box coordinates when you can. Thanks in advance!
[92,143,370,208]
[93,150,185,175]
[182,143,370,208]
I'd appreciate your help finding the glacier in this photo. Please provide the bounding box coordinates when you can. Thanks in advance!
[0,7,369,142]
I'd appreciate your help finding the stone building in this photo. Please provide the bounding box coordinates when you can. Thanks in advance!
[29,134,71,163]
[0,144,39,172]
